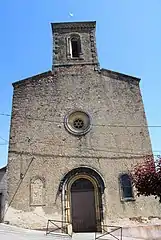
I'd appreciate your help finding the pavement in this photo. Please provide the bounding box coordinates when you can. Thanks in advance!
[0,223,71,240]
[1,223,161,240]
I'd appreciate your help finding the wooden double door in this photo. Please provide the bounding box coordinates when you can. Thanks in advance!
[71,178,99,232]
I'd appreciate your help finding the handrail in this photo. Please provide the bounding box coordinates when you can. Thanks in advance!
[46,219,72,237]
[95,225,122,240]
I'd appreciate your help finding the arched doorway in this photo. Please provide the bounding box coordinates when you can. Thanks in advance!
[59,167,105,233]
[71,177,97,232]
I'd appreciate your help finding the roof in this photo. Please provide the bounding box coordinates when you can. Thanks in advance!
[12,68,140,88]
[12,68,140,87]
[0,166,7,172]
[101,68,140,83]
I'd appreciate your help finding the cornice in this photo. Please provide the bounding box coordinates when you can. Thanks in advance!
[51,21,96,32]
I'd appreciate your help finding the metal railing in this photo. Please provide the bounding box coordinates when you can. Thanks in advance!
[95,225,122,240]
[46,219,72,237]
[46,220,122,240]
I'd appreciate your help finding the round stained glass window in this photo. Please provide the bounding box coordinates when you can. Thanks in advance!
[64,110,91,136]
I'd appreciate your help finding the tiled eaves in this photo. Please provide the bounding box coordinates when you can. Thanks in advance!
[12,68,140,88]
[100,68,140,84]
[12,71,53,88]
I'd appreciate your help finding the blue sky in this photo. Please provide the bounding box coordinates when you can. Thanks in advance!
[0,0,161,167]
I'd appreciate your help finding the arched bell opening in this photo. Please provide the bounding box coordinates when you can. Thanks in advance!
[70,34,82,58]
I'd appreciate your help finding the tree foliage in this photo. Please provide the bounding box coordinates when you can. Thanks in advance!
[131,155,161,202]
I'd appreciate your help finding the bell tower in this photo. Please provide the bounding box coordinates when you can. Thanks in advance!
[51,21,99,69]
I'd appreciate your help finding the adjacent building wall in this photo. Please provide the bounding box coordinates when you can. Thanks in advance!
[0,166,7,222]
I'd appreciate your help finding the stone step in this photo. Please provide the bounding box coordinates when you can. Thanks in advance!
[71,232,157,240]
[72,233,95,240]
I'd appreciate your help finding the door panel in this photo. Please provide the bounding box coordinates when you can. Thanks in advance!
[71,179,97,232]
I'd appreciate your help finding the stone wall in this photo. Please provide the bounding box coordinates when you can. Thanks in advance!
[51,21,98,67]
[6,64,161,229]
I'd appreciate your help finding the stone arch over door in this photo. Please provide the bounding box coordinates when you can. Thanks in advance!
[59,167,105,233]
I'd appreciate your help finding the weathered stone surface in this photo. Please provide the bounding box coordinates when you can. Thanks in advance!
[6,21,161,229]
